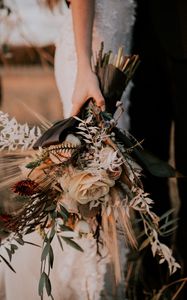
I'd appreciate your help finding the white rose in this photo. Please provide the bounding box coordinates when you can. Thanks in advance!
[59,170,114,204]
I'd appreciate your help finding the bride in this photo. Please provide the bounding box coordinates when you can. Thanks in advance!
[0,1,135,299]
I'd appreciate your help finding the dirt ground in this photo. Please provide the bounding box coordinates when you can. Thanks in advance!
[0,66,64,208]
[0,66,64,125]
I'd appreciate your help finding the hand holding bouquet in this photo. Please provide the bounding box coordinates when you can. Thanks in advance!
[0,45,179,299]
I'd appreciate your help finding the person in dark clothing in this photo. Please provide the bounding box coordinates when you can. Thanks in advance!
[129,0,187,298]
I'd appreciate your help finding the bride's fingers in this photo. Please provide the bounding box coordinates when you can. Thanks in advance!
[71,91,105,116]
[93,91,105,112]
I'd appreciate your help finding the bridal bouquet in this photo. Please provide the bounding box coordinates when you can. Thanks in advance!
[0,45,179,298]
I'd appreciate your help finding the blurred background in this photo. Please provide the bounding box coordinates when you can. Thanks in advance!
[0,0,64,124]
[0,0,65,209]
[0,0,179,212]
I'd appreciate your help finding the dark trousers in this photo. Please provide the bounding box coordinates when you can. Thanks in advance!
[129,9,187,298]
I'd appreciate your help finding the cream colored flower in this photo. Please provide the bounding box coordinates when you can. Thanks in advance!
[58,193,78,214]
[75,220,91,234]
[99,146,122,179]
[58,170,115,204]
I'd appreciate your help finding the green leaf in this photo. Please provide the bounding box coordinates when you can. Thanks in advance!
[26,161,41,169]
[160,226,178,236]
[50,211,57,220]
[41,242,50,262]
[58,205,69,222]
[159,208,176,221]
[61,237,83,252]
[5,247,12,261]
[38,272,46,296]
[59,224,73,232]
[48,245,54,269]
[139,150,176,178]
[0,254,16,273]
[45,273,52,296]
[49,226,55,243]
[23,241,41,247]
[39,272,52,297]
[57,235,64,252]
[114,128,177,178]
[10,244,18,253]
[14,236,24,245]
[159,219,178,231]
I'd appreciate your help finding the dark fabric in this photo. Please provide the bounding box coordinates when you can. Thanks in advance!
[129,1,187,298]
[133,0,187,60]
[65,0,70,8]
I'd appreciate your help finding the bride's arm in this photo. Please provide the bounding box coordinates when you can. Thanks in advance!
[70,0,105,115]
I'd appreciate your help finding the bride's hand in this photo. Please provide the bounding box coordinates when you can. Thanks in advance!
[71,68,105,116]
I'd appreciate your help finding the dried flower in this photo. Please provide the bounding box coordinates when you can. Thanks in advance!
[0,214,11,223]
[58,169,115,205]
[58,194,78,214]
[0,111,41,151]
[12,179,39,196]
[75,220,91,235]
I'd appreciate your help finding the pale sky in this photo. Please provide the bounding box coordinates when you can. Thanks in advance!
[0,0,63,46]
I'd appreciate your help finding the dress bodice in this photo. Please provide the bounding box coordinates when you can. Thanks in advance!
[94,0,135,54]
[55,0,135,58]
[54,0,135,124]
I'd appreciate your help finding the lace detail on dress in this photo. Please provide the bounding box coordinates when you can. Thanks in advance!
[50,237,109,300]
[94,0,136,54]
[53,3,136,296]
[54,0,135,120]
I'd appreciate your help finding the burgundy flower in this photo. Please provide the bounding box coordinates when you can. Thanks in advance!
[12,179,39,196]
[0,214,11,223]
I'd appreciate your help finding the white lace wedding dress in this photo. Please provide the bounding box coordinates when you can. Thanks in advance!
[0,1,135,299]
[54,0,135,128]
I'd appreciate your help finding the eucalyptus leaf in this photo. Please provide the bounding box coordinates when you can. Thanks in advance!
[50,211,57,220]
[159,208,176,220]
[44,273,52,296]
[159,219,179,231]
[0,254,16,273]
[26,161,41,169]
[59,224,73,232]
[160,226,178,237]
[38,272,46,297]
[14,236,24,245]
[41,242,50,262]
[48,245,54,269]
[23,241,41,247]
[57,235,64,252]
[58,205,69,222]
[138,150,176,178]
[5,247,12,261]
[49,226,55,243]
[114,128,177,178]
[61,237,83,252]
[10,243,18,253]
